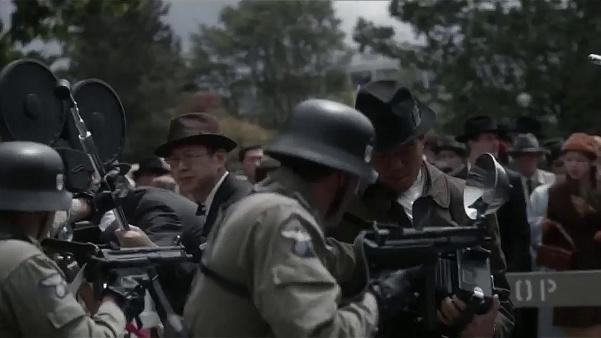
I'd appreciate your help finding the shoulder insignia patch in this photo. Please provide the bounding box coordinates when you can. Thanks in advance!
[40,273,68,298]
[281,226,315,258]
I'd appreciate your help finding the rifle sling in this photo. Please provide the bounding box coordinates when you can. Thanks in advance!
[198,260,251,299]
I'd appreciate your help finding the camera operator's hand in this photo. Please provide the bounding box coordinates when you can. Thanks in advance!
[77,282,101,315]
[102,273,146,322]
[115,225,157,248]
[94,166,133,214]
[438,294,499,338]
[69,198,94,221]
[368,266,423,320]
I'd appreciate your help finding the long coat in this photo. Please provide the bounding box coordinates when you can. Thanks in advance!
[545,181,601,327]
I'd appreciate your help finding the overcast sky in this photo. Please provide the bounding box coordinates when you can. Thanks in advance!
[0,0,415,54]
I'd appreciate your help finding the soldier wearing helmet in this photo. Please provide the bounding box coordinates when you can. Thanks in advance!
[0,141,139,338]
[184,99,423,337]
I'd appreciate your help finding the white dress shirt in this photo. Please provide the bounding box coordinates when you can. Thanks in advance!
[397,169,425,221]
[527,182,552,265]
[520,169,555,205]
[199,171,229,225]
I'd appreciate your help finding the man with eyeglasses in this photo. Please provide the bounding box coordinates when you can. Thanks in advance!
[155,113,251,257]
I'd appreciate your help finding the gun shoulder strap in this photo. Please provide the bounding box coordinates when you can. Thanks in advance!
[198,191,287,300]
[198,260,250,299]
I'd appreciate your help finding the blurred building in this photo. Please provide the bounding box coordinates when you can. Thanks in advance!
[347,53,400,87]
[347,52,429,90]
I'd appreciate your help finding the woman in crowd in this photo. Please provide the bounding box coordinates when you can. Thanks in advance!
[541,132,601,337]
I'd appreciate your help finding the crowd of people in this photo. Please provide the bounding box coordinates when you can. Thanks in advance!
[2,78,601,338]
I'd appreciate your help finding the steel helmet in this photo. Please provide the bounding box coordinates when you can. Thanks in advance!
[266,99,377,183]
[0,141,72,211]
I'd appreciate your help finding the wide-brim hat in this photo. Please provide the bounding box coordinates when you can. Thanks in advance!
[507,133,547,155]
[155,113,237,157]
[355,80,436,151]
[434,136,467,156]
[562,133,598,159]
[456,115,506,143]
[133,157,170,177]
[513,116,542,137]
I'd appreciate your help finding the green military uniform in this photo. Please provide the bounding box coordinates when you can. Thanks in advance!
[184,167,379,337]
[0,230,126,338]
[331,161,515,338]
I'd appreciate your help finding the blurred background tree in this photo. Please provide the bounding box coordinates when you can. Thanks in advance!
[8,0,191,159]
[189,0,352,127]
[0,19,22,66]
[6,0,601,158]
[3,0,353,158]
[354,0,601,137]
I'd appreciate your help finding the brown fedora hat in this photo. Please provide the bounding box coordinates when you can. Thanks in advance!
[155,113,237,157]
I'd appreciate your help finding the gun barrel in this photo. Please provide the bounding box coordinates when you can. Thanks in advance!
[589,54,601,66]
[360,225,488,270]
[90,246,193,268]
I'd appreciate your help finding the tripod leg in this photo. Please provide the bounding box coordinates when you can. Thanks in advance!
[145,271,189,338]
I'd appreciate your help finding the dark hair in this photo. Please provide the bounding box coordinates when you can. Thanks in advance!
[275,155,336,182]
[238,145,262,162]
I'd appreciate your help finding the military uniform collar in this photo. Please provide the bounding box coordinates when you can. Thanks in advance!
[254,167,322,221]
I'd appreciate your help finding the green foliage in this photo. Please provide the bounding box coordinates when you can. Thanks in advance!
[0,21,23,67]
[355,0,601,137]
[63,0,189,159]
[8,0,190,159]
[190,0,351,127]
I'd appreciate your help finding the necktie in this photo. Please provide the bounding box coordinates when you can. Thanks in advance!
[196,204,206,216]
[527,178,535,195]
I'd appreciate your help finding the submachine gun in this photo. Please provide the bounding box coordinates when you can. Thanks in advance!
[42,238,192,336]
[357,153,511,335]
[0,59,189,337]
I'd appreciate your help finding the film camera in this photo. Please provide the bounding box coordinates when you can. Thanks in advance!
[0,59,190,337]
